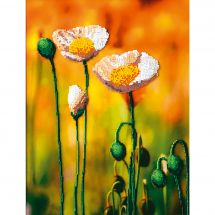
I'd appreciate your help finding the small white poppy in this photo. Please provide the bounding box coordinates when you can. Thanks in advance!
[52,25,109,62]
[93,50,159,93]
[68,85,88,116]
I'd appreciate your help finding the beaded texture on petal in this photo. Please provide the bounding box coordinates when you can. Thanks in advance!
[93,50,159,93]
[68,85,88,114]
[52,25,109,62]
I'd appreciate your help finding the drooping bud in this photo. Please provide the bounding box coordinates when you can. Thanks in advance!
[110,141,126,161]
[113,175,126,194]
[151,169,167,188]
[136,146,150,167]
[167,155,183,175]
[68,85,88,120]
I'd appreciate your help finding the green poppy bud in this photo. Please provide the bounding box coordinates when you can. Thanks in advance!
[37,38,56,59]
[140,198,155,215]
[110,141,126,161]
[167,155,183,175]
[136,146,150,167]
[113,175,126,194]
[151,169,167,188]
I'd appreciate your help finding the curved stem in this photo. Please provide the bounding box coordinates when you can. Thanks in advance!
[123,159,129,171]
[120,205,127,215]
[49,58,64,215]
[157,157,167,170]
[157,156,168,214]
[115,122,133,141]
[106,182,121,215]
[74,119,80,215]
[81,60,89,215]
[174,175,185,215]
[170,140,189,215]
[114,160,129,177]
[128,91,137,214]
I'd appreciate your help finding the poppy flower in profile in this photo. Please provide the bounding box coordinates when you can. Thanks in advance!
[93,50,159,93]
[52,25,109,62]
[68,85,88,119]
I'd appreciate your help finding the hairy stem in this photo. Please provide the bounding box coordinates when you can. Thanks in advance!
[174,176,185,215]
[135,140,141,203]
[170,140,189,215]
[50,58,64,215]
[81,60,89,215]
[128,91,137,214]
[74,119,80,215]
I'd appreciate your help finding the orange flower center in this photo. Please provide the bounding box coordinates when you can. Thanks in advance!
[69,37,95,58]
[110,65,140,86]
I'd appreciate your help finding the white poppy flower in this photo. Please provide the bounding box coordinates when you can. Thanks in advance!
[52,25,109,62]
[93,50,159,93]
[68,85,88,117]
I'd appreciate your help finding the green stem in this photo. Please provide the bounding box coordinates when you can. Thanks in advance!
[123,159,129,171]
[174,175,185,215]
[135,140,141,203]
[81,60,89,215]
[157,156,167,169]
[128,91,137,215]
[49,58,64,215]
[74,119,80,215]
[115,122,133,141]
[127,156,132,215]
[170,140,189,215]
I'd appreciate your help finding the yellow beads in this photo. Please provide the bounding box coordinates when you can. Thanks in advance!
[69,37,95,57]
[110,65,140,86]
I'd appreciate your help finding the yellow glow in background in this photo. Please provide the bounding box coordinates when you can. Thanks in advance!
[26,0,189,214]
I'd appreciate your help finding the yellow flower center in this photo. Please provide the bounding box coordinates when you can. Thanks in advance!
[110,65,140,86]
[69,37,95,57]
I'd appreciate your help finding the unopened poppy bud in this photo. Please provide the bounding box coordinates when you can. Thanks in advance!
[136,146,150,167]
[68,85,88,120]
[139,198,155,215]
[113,175,125,194]
[110,141,126,161]
[167,155,183,175]
[37,38,56,59]
[151,169,167,188]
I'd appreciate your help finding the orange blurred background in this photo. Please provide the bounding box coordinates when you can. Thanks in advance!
[26,0,189,214]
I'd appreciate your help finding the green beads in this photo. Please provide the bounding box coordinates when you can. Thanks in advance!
[137,146,150,167]
[151,169,167,188]
[37,38,56,59]
[167,155,183,175]
[113,175,125,194]
[110,141,126,161]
